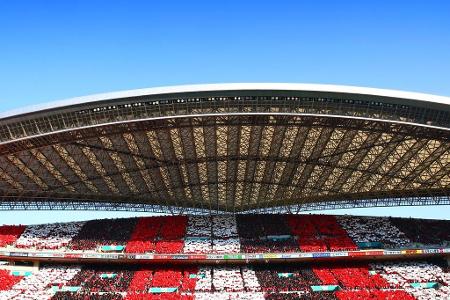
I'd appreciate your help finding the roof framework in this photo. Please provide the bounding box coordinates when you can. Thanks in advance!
[0,85,449,213]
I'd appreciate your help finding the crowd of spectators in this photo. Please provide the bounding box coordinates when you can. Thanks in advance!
[212,216,240,253]
[337,216,411,248]
[0,269,22,291]
[329,265,389,289]
[183,216,242,254]
[237,215,292,238]
[288,215,357,252]
[125,216,187,254]
[0,265,80,300]
[312,267,339,285]
[254,265,313,292]
[195,292,264,300]
[69,219,137,251]
[265,292,336,300]
[15,222,85,250]
[240,238,298,253]
[0,225,25,247]
[335,290,415,300]
[64,266,135,293]
[213,267,245,292]
[183,216,212,254]
[125,218,160,253]
[238,215,298,253]
[372,260,450,299]
[1,260,450,299]
[52,292,123,300]
[2,214,450,255]
[390,218,450,246]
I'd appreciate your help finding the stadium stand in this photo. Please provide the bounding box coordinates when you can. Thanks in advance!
[0,269,22,291]
[69,218,137,251]
[0,259,449,299]
[15,222,85,250]
[0,85,449,299]
[390,218,450,246]
[2,215,450,255]
[125,216,188,254]
[0,225,25,247]
[336,216,411,248]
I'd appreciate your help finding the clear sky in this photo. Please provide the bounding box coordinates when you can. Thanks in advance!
[0,1,449,224]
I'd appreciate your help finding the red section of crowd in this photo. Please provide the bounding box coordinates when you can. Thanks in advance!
[125,294,193,300]
[330,266,389,289]
[124,267,197,300]
[288,215,357,252]
[0,269,22,291]
[2,214,450,254]
[312,267,339,285]
[127,270,153,293]
[335,290,415,300]
[6,261,450,299]
[0,225,25,247]
[125,216,187,254]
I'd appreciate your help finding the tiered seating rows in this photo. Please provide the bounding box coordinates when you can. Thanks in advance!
[0,260,449,299]
[1,215,450,253]
[0,225,25,248]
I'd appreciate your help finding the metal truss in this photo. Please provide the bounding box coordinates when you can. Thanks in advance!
[243,195,450,214]
[0,199,211,215]
[0,113,448,213]
[0,195,448,215]
[1,90,449,146]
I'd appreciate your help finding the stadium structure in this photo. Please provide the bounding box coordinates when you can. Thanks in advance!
[0,83,449,299]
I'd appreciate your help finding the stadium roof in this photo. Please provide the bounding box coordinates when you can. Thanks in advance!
[0,83,449,214]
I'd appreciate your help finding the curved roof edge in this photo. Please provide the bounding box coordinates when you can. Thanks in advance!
[2,83,450,119]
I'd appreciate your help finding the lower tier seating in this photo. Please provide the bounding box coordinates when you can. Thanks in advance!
[0,259,449,299]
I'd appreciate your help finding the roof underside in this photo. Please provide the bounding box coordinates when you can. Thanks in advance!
[0,85,449,213]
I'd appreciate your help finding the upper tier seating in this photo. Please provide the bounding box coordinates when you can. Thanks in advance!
[183,216,212,254]
[70,218,137,251]
[0,225,25,247]
[288,215,357,252]
[15,222,84,250]
[238,215,298,253]
[337,216,411,248]
[125,216,188,253]
[391,218,450,246]
[1,214,450,254]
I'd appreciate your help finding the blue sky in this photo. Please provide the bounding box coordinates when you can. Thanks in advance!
[0,1,449,224]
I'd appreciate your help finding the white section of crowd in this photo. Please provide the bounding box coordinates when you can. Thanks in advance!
[15,222,85,250]
[0,266,80,300]
[241,267,261,292]
[337,216,410,247]
[195,267,213,292]
[183,216,241,254]
[372,261,450,299]
[213,267,245,292]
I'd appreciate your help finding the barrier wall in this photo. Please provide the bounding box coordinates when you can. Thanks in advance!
[1,247,449,264]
